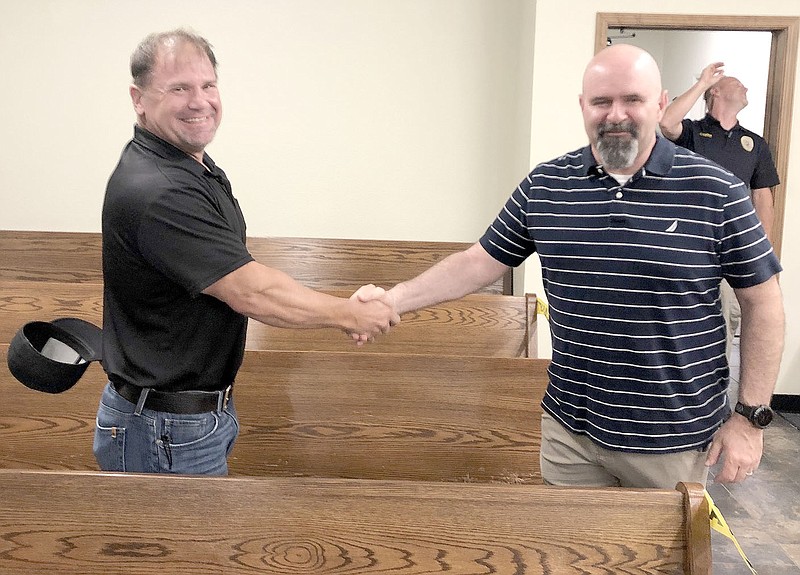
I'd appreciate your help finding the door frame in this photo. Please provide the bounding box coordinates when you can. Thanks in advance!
[596,13,799,259]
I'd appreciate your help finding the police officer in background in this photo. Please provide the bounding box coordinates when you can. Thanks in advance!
[659,61,780,357]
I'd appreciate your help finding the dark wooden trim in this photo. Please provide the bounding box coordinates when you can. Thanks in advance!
[772,394,800,413]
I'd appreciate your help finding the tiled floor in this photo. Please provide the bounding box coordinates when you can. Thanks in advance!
[707,338,800,574]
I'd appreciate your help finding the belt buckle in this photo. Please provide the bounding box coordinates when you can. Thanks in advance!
[222,385,232,409]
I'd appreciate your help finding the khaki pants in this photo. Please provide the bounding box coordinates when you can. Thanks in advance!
[539,412,710,489]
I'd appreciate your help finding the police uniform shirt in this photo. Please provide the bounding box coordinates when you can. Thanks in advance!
[674,114,779,190]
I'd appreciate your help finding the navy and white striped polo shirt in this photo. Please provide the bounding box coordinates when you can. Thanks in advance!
[479,136,781,453]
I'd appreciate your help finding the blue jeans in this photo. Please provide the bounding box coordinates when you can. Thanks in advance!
[93,382,239,475]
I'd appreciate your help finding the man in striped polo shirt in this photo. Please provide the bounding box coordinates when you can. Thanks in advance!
[357,44,784,488]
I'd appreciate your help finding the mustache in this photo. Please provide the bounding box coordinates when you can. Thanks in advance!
[597,122,638,137]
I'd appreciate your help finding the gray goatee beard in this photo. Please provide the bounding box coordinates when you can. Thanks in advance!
[596,122,639,171]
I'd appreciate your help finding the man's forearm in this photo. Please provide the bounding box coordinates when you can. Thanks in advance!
[389,242,510,315]
[751,187,775,239]
[660,86,703,139]
[736,277,785,405]
[660,61,724,140]
[204,261,397,333]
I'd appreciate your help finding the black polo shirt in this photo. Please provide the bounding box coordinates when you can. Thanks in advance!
[102,126,254,392]
[674,114,779,190]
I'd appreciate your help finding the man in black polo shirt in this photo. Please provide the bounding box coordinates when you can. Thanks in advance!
[95,29,399,475]
[659,61,780,357]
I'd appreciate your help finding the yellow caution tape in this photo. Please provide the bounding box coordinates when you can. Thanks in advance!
[536,299,550,321]
[705,491,758,574]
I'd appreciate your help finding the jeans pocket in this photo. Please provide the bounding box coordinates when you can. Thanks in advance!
[224,403,240,457]
[93,411,127,472]
[164,412,220,447]
[161,413,234,475]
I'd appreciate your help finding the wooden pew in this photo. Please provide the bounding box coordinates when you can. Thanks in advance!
[0,470,713,575]
[248,291,537,356]
[0,281,103,343]
[0,231,102,283]
[0,230,512,293]
[0,344,548,482]
[246,235,513,294]
[0,280,538,357]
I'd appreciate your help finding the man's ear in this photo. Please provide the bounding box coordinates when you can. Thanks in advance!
[130,84,144,115]
[656,89,668,120]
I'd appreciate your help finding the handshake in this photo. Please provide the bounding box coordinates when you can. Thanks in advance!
[345,284,400,345]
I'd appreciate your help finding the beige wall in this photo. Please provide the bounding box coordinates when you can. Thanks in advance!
[1,0,797,396]
[0,0,532,240]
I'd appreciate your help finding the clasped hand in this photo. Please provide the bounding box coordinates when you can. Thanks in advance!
[346,284,400,345]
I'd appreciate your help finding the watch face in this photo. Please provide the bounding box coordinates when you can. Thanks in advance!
[753,406,774,428]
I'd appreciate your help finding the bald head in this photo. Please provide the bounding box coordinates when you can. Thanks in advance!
[705,75,748,115]
[579,44,667,174]
[583,44,663,96]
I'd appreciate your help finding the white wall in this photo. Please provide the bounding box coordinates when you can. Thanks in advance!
[664,31,772,132]
[620,30,771,132]
[0,0,534,241]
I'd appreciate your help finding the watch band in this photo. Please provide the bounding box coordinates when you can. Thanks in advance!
[734,401,774,429]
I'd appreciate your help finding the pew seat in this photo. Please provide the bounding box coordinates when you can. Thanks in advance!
[0,469,712,574]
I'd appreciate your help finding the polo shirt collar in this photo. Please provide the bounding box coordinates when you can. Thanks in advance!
[700,113,741,133]
[643,135,674,176]
[132,125,218,176]
[580,145,599,176]
[580,134,675,177]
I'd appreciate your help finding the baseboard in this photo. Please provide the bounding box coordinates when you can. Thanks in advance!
[771,394,800,413]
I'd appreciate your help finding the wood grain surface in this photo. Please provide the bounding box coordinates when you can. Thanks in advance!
[1,345,548,482]
[246,235,512,294]
[0,231,511,293]
[0,281,536,356]
[0,470,711,574]
[0,231,102,283]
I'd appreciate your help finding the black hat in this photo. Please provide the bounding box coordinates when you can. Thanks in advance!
[7,318,102,393]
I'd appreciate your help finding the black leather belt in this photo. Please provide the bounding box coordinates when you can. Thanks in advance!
[112,381,232,414]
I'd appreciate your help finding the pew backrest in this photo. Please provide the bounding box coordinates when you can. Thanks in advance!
[1,345,549,482]
[0,230,511,293]
[0,231,102,283]
[0,470,712,575]
[0,280,537,357]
